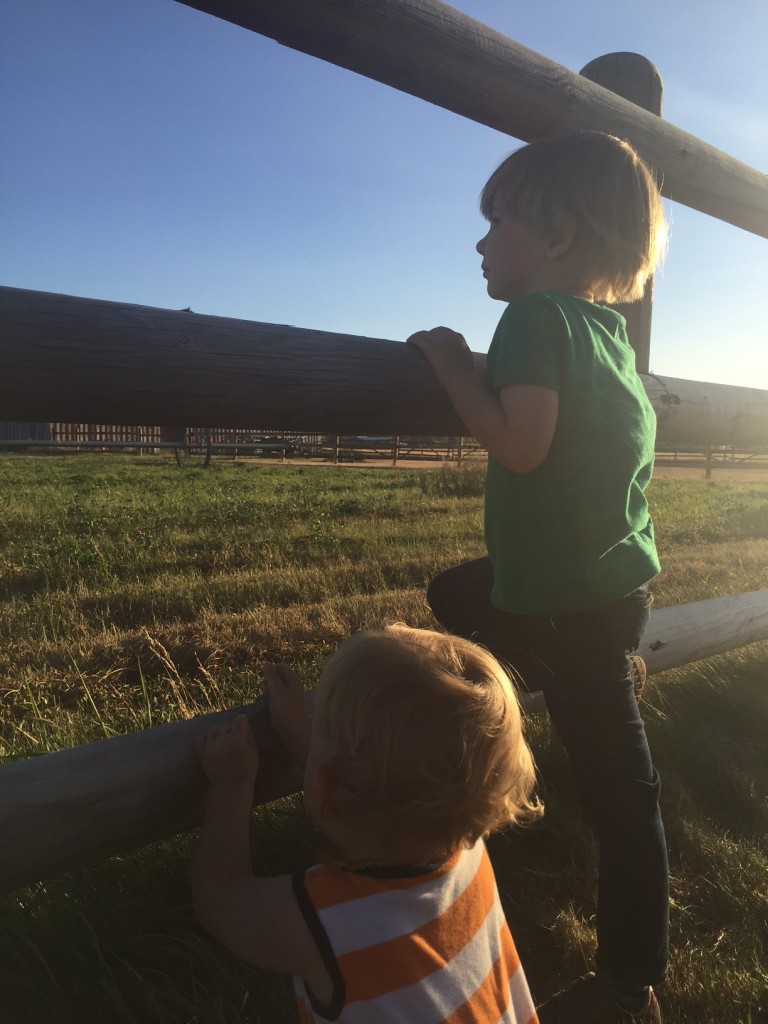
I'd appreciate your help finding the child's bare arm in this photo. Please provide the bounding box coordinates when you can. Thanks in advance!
[192,715,318,978]
[408,327,558,473]
[263,662,313,768]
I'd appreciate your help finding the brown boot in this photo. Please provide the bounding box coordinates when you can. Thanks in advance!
[537,972,661,1023]
[630,655,647,702]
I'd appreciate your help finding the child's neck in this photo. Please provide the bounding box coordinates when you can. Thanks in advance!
[527,247,595,300]
[319,818,454,870]
[541,287,595,301]
[529,275,594,302]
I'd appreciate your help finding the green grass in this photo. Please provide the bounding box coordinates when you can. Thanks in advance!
[1,454,767,1023]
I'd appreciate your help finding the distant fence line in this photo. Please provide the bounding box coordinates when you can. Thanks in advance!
[52,423,163,444]
[1,424,766,471]
[0,423,319,449]
[0,423,483,464]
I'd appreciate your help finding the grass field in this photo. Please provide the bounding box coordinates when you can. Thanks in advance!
[1,454,767,1023]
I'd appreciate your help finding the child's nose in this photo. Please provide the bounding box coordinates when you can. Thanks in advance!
[476,237,486,254]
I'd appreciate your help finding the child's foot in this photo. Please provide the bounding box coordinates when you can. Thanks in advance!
[537,972,661,1023]
[630,654,647,702]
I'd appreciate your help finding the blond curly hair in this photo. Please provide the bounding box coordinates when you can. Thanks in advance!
[312,625,543,854]
[480,131,667,303]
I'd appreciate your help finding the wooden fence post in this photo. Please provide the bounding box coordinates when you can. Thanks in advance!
[580,53,663,374]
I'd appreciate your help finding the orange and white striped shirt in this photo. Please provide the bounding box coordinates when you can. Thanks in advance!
[291,839,538,1023]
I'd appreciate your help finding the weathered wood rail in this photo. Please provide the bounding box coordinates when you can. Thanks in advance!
[176,0,768,239]
[2,287,768,446]
[2,591,767,893]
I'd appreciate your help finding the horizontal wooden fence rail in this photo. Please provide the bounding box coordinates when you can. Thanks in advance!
[2,590,767,892]
[2,287,768,445]
[641,375,768,447]
[175,0,768,239]
[525,589,768,714]
[0,701,300,894]
[0,287,459,437]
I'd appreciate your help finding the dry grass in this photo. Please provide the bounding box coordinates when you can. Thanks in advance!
[1,455,767,1022]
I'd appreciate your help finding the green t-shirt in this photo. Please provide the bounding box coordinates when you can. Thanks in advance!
[484,291,660,615]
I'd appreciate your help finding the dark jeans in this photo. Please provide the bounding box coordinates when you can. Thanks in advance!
[427,557,669,987]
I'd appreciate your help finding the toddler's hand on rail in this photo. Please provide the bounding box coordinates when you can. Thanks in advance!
[262,663,313,768]
[195,713,259,785]
[407,327,475,387]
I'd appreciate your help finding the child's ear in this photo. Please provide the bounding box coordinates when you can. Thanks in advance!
[306,759,342,815]
[545,216,576,260]
[309,761,347,824]
[312,761,337,801]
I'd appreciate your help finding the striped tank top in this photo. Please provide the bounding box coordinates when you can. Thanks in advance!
[291,839,538,1023]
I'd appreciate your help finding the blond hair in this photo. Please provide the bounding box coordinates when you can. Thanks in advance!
[480,131,667,303]
[313,625,542,853]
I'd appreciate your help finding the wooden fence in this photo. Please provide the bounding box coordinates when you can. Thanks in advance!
[3,590,768,892]
[0,423,321,453]
[51,424,163,444]
[3,288,768,446]
[1,0,767,889]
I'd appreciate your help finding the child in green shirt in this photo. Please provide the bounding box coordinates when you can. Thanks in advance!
[408,131,667,1023]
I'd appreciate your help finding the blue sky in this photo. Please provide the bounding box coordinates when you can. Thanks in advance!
[2,0,767,392]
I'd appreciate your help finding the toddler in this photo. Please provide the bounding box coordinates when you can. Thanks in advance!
[193,624,543,1023]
